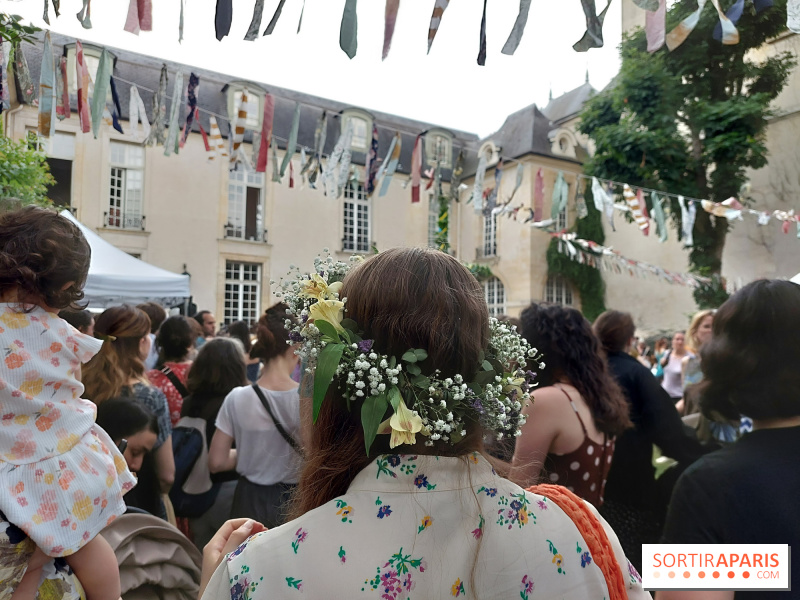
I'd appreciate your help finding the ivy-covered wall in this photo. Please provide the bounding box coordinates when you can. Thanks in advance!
[546,183,607,322]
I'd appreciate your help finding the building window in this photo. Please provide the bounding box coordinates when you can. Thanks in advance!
[107,142,144,229]
[224,261,261,324]
[65,45,112,97]
[226,84,264,130]
[428,194,440,248]
[341,109,372,152]
[483,213,497,257]
[483,277,506,317]
[227,170,265,241]
[27,130,75,208]
[424,129,453,168]
[343,182,370,253]
[545,275,574,306]
[557,194,568,231]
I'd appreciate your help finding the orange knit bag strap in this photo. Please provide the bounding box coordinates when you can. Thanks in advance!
[527,484,627,600]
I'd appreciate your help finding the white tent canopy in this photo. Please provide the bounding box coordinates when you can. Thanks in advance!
[791,273,800,285]
[61,210,191,309]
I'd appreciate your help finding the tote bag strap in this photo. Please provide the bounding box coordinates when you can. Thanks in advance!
[251,384,303,456]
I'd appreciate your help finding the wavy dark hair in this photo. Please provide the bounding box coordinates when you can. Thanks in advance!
[699,279,800,421]
[249,303,294,362]
[155,315,194,366]
[0,206,90,310]
[182,337,248,421]
[520,304,632,436]
[592,310,636,354]
[228,320,253,354]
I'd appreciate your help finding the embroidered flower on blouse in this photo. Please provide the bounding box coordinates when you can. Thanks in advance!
[451,578,466,597]
[471,515,485,539]
[418,515,433,533]
[377,505,393,519]
[291,528,308,554]
[521,574,535,599]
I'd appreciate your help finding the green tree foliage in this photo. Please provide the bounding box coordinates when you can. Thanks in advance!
[578,0,794,307]
[546,184,607,321]
[0,135,55,208]
[0,13,40,45]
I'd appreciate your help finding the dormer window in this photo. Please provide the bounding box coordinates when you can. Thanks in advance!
[226,83,265,130]
[65,44,114,96]
[341,109,373,152]
[425,129,453,168]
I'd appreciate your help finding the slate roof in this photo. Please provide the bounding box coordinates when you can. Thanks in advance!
[540,81,595,125]
[19,32,479,178]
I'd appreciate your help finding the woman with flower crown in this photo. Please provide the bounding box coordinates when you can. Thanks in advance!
[198,248,648,600]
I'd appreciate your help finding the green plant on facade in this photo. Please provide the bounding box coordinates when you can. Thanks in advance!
[462,261,494,282]
[434,193,450,253]
[0,13,40,45]
[546,183,606,321]
[578,0,794,308]
[0,135,55,209]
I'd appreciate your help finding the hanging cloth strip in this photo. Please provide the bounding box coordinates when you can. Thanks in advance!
[532,168,544,222]
[365,123,380,196]
[638,188,651,235]
[650,192,668,242]
[271,135,281,182]
[337,125,355,198]
[623,185,650,232]
[574,0,613,52]
[43,0,60,26]
[410,134,423,203]
[90,49,112,139]
[501,0,531,55]
[256,94,275,173]
[39,33,56,137]
[109,77,124,133]
[324,122,350,197]
[128,85,151,140]
[472,154,488,213]
[449,149,465,202]
[486,161,503,216]
[378,132,401,197]
[75,41,91,133]
[591,177,615,231]
[299,147,307,187]
[245,0,265,40]
[0,43,10,113]
[551,171,569,221]
[56,56,70,120]
[264,0,288,35]
[180,73,199,147]
[208,116,228,160]
[216,0,233,41]
[507,162,524,203]
[383,0,400,60]
[477,0,488,65]
[678,196,696,246]
[301,111,327,186]
[280,102,302,177]
[340,0,358,59]
[289,157,295,188]
[297,0,307,32]
[144,65,168,146]
[164,71,184,156]
[666,0,738,50]
[646,0,666,52]
[76,0,92,28]
[790,0,800,33]
[428,0,450,53]
[179,0,185,42]
[13,42,35,105]
[576,179,589,219]
[632,0,659,9]
[713,0,744,40]
[124,0,153,35]
[228,88,249,168]
[701,198,743,220]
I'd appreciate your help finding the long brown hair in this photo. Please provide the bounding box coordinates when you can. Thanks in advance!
[83,305,151,403]
[290,248,490,519]
[521,304,632,436]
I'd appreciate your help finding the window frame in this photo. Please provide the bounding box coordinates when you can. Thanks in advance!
[483,277,506,317]
[223,261,262,325]
[64,44,114,98]
[482,212,498,258]
[340,108,373,153]
[106,141,145,230]
[545,275,574,306]
[424,129,453,169]
[226,83,265,131]
[342,181,371,254]
[226,169,266,242]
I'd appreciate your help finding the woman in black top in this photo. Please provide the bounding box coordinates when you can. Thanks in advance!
[660,280,800,600]
[181,337,248,549]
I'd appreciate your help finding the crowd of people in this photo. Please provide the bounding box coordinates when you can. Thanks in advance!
[1,206,798,600]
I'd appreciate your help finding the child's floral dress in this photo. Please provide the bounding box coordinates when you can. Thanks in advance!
[0,305,136,564]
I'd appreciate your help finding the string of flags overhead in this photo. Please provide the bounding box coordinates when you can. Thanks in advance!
[27,0,793,60]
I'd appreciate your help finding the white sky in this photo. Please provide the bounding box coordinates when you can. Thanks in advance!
[0,0,623,137]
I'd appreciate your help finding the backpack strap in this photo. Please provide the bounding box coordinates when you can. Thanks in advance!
[526,484,628,600]
[161,365,189,399]
[251,384,303,457]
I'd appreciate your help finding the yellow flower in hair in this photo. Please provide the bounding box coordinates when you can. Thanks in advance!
[298,274,343,301]
[308,299,345,333]
[380,398,424,449]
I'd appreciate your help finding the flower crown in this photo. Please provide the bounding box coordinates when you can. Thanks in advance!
[274,251,544,454]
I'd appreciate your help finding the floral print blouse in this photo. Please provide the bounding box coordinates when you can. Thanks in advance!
[202,454,647,600]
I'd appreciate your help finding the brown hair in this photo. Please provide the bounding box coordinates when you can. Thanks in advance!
[593,310,636,354]
[290,248,490,519]
[249,303,293,362]
[182,338,248,421]
[686,309,715,354]
[521,304,632,437]
[137,302,167,334]
[83,305,151,403]
[0,206,90,310]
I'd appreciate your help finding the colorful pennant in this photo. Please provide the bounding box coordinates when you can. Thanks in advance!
[180,73,199,147]
[38,32,56,137]
[128,85,151,140]
[13,42,35,105]
[501,0,532,55]
[280,102,302,178]
[427,0,450,53]
[256,94,275,173]
[124,0,153,35]
[109,76,124,133]
[0,43,10,113]
[477,0,488,65]
[678,195,696,247]
[449,149,464,202]
[574,0,613,52]
[144,65,167,146]
[378,133,401,197]
[245,0,264,41]
[472,153,488,213]
[164,71,184,156]
[650,192,668,242]
[532,168,544,222]
[646,0,666,52]
[90,49,111,139]
[365,123,380,196]
[411,134,423,203]
[215,0,232,41]
[43,0,60,26]
[383,0,400,60]
[229,88,249,168]
[551,171,569,221]
[76,0,92,29]
[340,0,358,59]
[208,115,228,160]
[264,0,288,35]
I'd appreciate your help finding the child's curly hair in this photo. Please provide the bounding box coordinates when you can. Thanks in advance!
[0,206,90,310]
